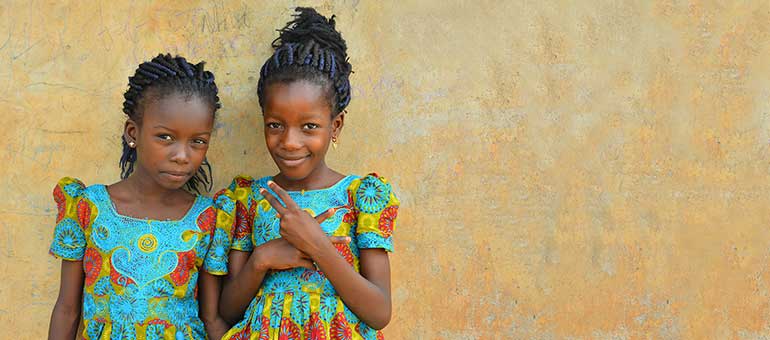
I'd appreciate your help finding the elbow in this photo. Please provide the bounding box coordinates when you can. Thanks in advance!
[219,304,239,326]
[368,307,392,330]
[52,299,81,319]
[199,312,218,325]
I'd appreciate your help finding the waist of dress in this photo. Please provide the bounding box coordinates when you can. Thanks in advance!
[258,285,338,298]
[83,294,201,324]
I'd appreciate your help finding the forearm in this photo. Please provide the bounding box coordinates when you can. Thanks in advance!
[197,272,229,339]
[313,245,391,329]
[203,317,229,340]
[48,302,81,340]
[219,256,269,324]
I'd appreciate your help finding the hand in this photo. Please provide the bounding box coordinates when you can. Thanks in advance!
[252,236,350,271]
[260,181,339,258]
[204,317,230,340]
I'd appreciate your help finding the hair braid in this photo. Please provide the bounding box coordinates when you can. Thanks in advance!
[120,53,221,193]
[257,7,353,116]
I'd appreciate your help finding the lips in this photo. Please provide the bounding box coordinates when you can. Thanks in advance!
[277,155,309,167]
[160,171,190,181]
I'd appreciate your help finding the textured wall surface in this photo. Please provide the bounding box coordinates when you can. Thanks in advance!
[2,1,770,339]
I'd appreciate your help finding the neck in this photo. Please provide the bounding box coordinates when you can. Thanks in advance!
[275,163,342,191]
[123,169,184,203]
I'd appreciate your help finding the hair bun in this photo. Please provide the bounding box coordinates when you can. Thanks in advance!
[273,7,347,58]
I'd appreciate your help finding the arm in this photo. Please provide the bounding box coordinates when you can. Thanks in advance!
[218,250,270,325]
[313,245,392,329]
[198,272,229,340]
[48,260,84,340]
[219,233,350,324]
[261,183,393,329]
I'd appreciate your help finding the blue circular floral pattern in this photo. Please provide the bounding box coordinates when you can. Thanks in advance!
[355,177,391,214]
[51,218,85,259]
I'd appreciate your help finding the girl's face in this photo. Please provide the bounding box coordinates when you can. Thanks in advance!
[263,81,343,185]
[125,94,214,190]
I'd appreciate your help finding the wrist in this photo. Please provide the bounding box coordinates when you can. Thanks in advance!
[250,250,269,271]
[308,240,337,262]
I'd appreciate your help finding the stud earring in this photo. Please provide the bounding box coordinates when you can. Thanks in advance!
[332,136,338,150]
[128,141,136,148]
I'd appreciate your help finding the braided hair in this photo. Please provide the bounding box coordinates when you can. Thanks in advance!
[120,53,221,193]
[257,7,352,116]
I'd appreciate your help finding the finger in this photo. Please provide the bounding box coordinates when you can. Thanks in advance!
[314,208,336,224]
[267,181,300,210]
[259,187,286,215]
[329,236,352,244]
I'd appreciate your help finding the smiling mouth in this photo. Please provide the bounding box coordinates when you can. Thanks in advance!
[277,155,309,167]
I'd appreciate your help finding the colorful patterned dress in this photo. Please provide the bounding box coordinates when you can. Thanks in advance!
[49,177,231,339]
[216,174,399,340]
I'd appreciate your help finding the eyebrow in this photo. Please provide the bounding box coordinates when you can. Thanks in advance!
[153,125,212,135]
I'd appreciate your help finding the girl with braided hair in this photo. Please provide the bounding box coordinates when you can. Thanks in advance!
[216,8,399,339]
[48,54,230,340]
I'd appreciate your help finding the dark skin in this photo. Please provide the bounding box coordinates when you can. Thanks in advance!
[219,81,392,329]
[48,94,228,340]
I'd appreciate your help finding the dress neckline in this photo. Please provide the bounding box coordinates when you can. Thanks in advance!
[96,185,202,223]
[263,175,356,195]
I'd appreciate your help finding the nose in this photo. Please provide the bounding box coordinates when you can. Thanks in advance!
[169,144,190,165]
[281,127,302,151]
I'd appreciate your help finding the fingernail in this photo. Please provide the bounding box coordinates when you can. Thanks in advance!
[329,208,336,214]
[267,180,275,186]
[259,188,266,194]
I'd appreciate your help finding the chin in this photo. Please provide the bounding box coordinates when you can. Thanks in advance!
[278,170,309,182]
[156,176,191,191]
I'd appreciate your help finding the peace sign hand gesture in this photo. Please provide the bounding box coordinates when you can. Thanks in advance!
[259,181,339,260]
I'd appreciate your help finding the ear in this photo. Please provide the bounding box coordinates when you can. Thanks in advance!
[332,112,345,138]
[123,119,139,145]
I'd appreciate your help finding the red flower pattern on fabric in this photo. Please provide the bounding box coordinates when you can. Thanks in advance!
[77,199,91,230]
[170,250,196,286]
[230,323,252,340]
[197,207,216,234]
[83,247,102,286]
[53,185,66,223]
[330,312,352,340]
[234,201,251,240]
[304,312,327,340]
[377,205,398,238]
[279,317,301,340]
[236,177,254,188]
[258,316,270,340]
[335,243,355,267]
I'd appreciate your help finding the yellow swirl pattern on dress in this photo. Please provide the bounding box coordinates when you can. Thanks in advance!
[137,234,158,253]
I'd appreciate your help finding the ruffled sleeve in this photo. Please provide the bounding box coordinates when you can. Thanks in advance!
[349,174,400,252]
[214,175,257,253]
[197,198,229,275]
[49,177,91,261]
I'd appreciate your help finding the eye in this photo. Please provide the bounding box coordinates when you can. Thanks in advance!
[157,134,173,141]
[192,138,208,145]
[303,123,320,130]
[266,122,282,129]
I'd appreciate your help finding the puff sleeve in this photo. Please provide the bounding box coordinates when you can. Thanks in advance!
[49,177,91,261]
[349,174,400,252]
[214,175,257,253]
